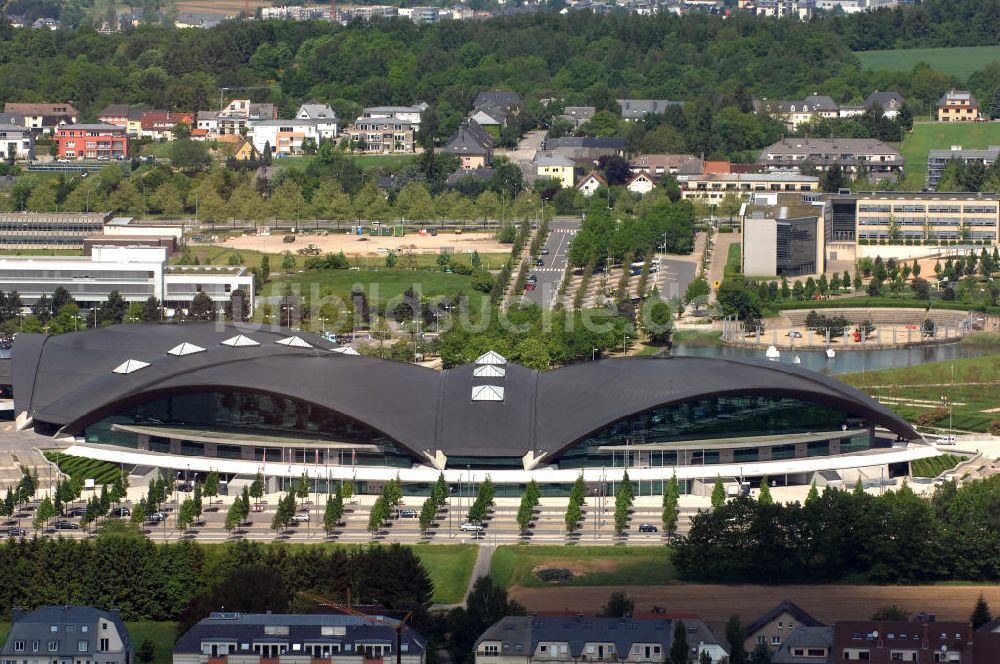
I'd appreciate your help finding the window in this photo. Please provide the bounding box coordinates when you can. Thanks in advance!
[48,641,59,653]
[540,645,547,653]
[77,642,88,653]
[99,640,108,653]
[13,642,24,653]
[771,636,781,645]
[757,637,765,646]
[482,646,498,656]
[51,627,59,633]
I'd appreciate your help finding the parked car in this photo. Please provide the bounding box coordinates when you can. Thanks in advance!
[291,513,310,522]
[251,504,265,513]
[524,282,535,291]
[541,247,549,255]
[54,520,80,530]
[7,527,27,537]
[399,509,418,518]
[460,522,484,532]
[110,507,131,518]
[638,523,658,533]
[64,507,86,517]
[534,258,544,266]
[145,512,167,524]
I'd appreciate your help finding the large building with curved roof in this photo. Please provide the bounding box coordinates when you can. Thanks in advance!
[6,323,934,494]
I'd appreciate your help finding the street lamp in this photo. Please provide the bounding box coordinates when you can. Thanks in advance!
[623,333,629,356]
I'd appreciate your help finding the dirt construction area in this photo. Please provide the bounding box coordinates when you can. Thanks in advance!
[510,585,1000,630]
[215,231,508,257]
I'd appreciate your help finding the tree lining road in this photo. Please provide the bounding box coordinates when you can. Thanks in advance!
[522,218,578,308]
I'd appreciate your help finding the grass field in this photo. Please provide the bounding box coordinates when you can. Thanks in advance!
[272,268,488,320]
[841,353,1000,432]
[411,544,478,604]
[898,122,1000,189]
[856,46,1000,80]
[127,622,177,664]
[43,452,123,485]
[773,294,1000,314]
[491,545,674,589]
[279,154,418,172]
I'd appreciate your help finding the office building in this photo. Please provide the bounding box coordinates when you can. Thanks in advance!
[926,145,1000,190]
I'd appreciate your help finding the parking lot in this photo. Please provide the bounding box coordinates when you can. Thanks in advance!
[522,218,579,308]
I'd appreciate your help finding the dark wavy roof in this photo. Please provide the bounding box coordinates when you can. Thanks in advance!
[13,323,918,461]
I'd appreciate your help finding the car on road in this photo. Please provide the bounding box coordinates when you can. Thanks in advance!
[54,520,80,530]
[145,512,167,524]
[541,247,549,255]
[291,513,310,522]
[524,282,535,291]
[460,522,484,532]
[110,507,131,518]
[534,258,544,266]
[252,504,265,512]
[7,527,27,537]
[64,507,86,517]
[638,523,658,533]
[785,331,803,338]
[398,509,417,518]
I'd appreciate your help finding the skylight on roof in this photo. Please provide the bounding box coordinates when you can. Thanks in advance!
[475,350,506,366]
[473,364,505,378]
[221,334,260,347]
[275,336,313,348]
[471,385,504,402]
[167,342,206,356]
[330,346,360,355]
[112,359,149,375]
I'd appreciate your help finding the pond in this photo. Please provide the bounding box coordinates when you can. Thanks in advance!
[670,342,992,374]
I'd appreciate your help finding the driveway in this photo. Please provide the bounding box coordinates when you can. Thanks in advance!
[521,218,579,308]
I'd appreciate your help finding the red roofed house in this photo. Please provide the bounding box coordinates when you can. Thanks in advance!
[3,102,78,133]
[140,111,194,140]
[576,171,607,197]
[703,160,732,174]
[54,123,128,160]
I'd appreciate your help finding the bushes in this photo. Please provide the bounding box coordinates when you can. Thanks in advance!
[517,480,540,535]
[614,470,634,535]
[467,476,494,524]
[304,251,350,270]
[43,453,121,486]
[565,474,585,534]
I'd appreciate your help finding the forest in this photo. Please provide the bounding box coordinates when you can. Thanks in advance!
[674,474,1000,585]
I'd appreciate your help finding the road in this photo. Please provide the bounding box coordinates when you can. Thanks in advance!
[522,218,579,308]
[656,258,697,302]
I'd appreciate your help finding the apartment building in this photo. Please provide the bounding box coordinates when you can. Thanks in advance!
[251,120,321,156]
[533,152,576,188]
[0,605,132,664]
[678,172,819,201]
[346,118,415,153]
[926,145,1000,190]
[743,601,825,653]
[854,192,999,243]
[0,124,34,160]
[629,154,700,177]
[759,138,904,181]
[54,124,129,160]
[173,613,425,664]
[362,105,426,131]
[474,615,727,664]
[199,100,278,137]
[140,111,195,140]
[2,102,79,133]
[296,102,339,139]
[616,99,684,122]
[938,90,979,122]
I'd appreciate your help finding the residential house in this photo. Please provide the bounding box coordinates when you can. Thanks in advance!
[752,0,815,19]
[0,605,132,664]
[533,152,576,188]
[927,145,1000,190]
[446,167,495,187]
[757,138,904,181]
[98,104,132,129]
[864,90,905,119]
[470,110,503,138]
[753,97,834,130]
[401,6,443,23]
[616,99,684,122]
[541,136,625,164]
[212,100,278,137]
[261,5,328,19]
[442,119,494,170]
[974,617,1000,663]
[32,17,60,29]
[141,111,194,140]
[678,172,819,200]
[558,106,596,128]
[362,105,426,132]
[0,124,34,160]
[770,627,833,664]
[3,103,79,133]
[576,171,607,197]
[0,113,25,127]
[938,90,979,122]
[296,101,339,139]
[626,172,656,194]
[831,617,973,663]
[172,612,426,664]
[195,111,218,136]
[335,5,398,21]
[347,118,415,153]
[473,91,521,128]
[5,15,26,27]
[251,120,321,156]
[234,139,260,161]
[744,601,825,653]
[630,154,700,177]
[54,124,129,160]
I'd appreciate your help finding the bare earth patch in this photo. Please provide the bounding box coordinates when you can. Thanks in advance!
[212,231,507,257]
[509,584,1000,632]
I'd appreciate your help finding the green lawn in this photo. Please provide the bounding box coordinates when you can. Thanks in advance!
[278,153,417,172]
[912,454,966,478]
[411,544,478,604]
[841,353,1000,432]
[491,545,674,589]
[43,452,123,485]
[898,122,1000,189]
[856,46,1000,80]
[126,622,177,664]
[272,267,488,320]
[724,242,741,277]
[773,294,999,314]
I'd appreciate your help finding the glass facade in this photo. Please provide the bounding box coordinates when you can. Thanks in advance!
[83,390,417,467]
[558,394,857,469]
